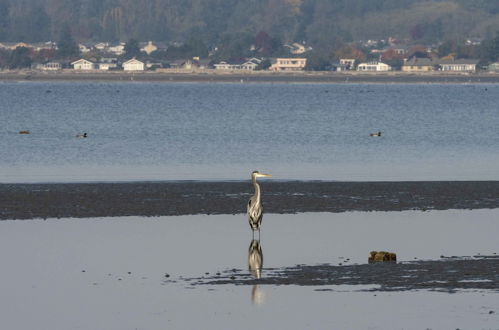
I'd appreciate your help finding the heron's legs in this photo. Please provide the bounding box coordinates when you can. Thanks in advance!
[251,228,261,240]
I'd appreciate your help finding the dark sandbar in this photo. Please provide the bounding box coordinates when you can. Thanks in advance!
[1,181,499,220]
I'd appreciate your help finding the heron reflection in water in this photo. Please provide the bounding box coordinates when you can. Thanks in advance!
[248,239,265,305]
[247,171,272,237]
[248,239,263,279]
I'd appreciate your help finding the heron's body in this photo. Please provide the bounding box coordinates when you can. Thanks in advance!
[247,171,271,232]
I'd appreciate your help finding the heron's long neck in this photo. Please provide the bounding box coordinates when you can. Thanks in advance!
[252,177,261,201]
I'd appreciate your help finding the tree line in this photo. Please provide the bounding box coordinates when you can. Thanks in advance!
[1,0,499,47]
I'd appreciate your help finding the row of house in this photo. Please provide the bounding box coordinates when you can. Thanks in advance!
[35,56,492,73]
[79,41,169,56]
[2,38,493,73]
[338,58,481,73]
[64,57,309,72]
[0,41,56,51]
[68,57,211,71]
[401,58,479,72]
[71,58,144,71]
[1,40,173,56]
[211,57,482,73]
[213,58,308,71]
[2,38,312,59]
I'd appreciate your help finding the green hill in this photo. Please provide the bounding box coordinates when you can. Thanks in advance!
[1,0,499,46]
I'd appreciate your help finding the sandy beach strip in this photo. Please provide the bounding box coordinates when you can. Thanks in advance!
[1,181,499,220]
[2,70,499,83]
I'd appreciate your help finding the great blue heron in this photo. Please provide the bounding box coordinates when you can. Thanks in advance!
[247,170,271,233]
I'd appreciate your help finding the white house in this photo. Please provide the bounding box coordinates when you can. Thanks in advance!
[339,59,356,70]
[107,43,125,55]
[71,59,96,70]
[438,59,479,72]
[488,62,499,72]
[215,58,262,71]
[94,42,109,51]
[33,62,62,71]
[98,63,117,70]
[269,58,307,71]
[214,61,242,70]
[357,61,391,72]
[98,58,118,70]
[284,43,312,55]
[141,41,157,55]
[123,58,145,71]
[242,58,262,70]
[78,43,91,53]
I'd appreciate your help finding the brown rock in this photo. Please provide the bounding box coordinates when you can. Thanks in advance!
[369,251,397,263]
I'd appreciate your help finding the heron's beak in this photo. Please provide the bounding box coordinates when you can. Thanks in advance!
[257,173,272,178]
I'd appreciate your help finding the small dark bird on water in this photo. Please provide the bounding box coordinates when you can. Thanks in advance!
[19,130,30,134]
[370,131,382,137]
[76,133,88,138]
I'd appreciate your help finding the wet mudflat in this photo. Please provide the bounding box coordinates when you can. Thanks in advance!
[189,256,499,292]
[2,180,499,219]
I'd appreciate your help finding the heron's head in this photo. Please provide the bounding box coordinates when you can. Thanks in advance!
[252,170,272,179]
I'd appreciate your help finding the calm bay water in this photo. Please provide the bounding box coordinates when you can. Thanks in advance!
[1,81,498,182]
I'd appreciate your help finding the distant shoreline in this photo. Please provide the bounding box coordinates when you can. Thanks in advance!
[2,70,499,83]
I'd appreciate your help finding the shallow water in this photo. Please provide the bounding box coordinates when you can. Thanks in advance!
[0,210,498,329]
[1,82,499,182]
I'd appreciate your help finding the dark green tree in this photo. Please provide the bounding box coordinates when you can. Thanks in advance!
[164,44,192,60]
[480,31,499,62]
[8,47,32,69]
[304,50,331,71]
[212,32,253,61]
[124,39,141,58]
[256,59,271,70]
[438,40,457,58]
[57,25,79,58]
[0,1,10,40]
[0,48,10,68]
[186,37,209,58]
[254,31,285,56]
